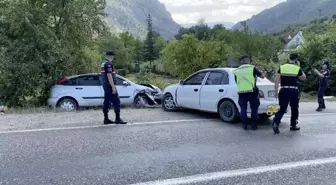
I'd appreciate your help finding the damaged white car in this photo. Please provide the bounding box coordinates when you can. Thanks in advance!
[48,73,162,111]
[162,68,280,122]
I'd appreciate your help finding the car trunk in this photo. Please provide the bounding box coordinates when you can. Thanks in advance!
[256,78,276,101]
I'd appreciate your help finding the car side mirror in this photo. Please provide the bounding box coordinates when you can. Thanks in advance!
[122,81,129,86]
[179,80,184,85]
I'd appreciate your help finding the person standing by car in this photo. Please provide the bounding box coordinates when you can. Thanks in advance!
[101,50,127,125]
[233,54,265,130]
[272,53,306,134]
[313,61,330,111]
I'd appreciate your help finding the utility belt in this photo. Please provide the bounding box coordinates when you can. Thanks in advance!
[281,86,298,89]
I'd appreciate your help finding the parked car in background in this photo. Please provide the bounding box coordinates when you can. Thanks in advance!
[48,73,162,111]
[162,68,279,122]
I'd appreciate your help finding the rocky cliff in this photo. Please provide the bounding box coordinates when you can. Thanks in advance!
[104,0,181,40]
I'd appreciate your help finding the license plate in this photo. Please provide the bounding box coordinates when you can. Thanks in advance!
[268,90,275,97]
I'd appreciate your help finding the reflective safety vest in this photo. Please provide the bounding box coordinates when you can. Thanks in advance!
[233,64,255,94]
[280,63,300,77]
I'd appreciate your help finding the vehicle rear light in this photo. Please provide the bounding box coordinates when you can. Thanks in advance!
[258,90,264,98]
[56,76,67,84]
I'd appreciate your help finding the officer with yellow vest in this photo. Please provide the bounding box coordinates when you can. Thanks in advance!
[234,54,265,130]
[272,53,306,134]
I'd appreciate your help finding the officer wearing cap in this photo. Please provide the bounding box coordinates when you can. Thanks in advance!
[101,50,127,124]
[233,54,265,130]
[313,61,330,111]
[272,53,306,134]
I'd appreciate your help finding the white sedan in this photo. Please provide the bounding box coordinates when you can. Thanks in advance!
[48,73,162,111]
[162,68,278,122]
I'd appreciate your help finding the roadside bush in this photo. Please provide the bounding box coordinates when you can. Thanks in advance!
[135,69,164,90]
[117,69,127,77]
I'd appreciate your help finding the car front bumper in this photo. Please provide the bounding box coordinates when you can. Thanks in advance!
[153,93,163,103]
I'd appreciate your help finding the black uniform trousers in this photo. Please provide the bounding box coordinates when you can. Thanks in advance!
[103,85,120,118]
[238,92,260,122]
[318,84,328,107]
[273,88,299,126]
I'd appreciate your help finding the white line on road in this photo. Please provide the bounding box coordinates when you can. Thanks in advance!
[284,112,336,117]
[0,119,216,134]
[132,157,336,185]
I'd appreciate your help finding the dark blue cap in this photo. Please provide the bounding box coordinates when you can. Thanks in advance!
[106,50,115,56]
[239,53,249,61]
[289,53,298,60]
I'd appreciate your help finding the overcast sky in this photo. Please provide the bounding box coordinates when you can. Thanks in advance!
[159,0,287,24]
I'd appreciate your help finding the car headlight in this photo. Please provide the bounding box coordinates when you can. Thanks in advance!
[145,88,153,94]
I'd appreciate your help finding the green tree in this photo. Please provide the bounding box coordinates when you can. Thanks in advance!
[154,36,167,59]
[0,0,106,106]
[163,34,228,78]
[144,14,156,69]
[133,38,144,72]
[174,18,212,41]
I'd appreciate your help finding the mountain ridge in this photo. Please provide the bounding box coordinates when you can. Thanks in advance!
[181,22,236,29]
[232,0,336,33]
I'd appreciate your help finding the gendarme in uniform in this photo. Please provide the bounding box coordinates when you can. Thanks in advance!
[233,54,263,130]
[315,61,330,111]
[272,53,305,134]
[101,50,126,124]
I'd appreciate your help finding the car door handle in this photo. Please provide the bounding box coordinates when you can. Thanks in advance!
[219,89,224,92]
[194,89,198,92]
[76,88,83,90]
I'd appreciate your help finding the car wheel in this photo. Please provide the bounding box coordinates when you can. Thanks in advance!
[162,94,178,112]
[57,98,78,111]
[134,96,148,108]
[258,113,272,120]
[218,100,238,123]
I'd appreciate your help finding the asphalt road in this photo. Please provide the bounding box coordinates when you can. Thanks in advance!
[2,112,336,185]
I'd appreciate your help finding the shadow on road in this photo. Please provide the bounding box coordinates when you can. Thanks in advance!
[172,109,274,127]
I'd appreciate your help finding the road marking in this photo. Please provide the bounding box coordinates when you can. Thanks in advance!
[285,112,336,117]
[0,119,217,134]
[132,157,336,185]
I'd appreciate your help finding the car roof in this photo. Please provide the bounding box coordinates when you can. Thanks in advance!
[66,73,123,78]
[198,68,237,73]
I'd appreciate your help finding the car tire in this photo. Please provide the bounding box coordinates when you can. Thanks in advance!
[218,100,238,123]
[133,96,148,108]
[258,113,272,120]
[162,93,178,112]
[57,98,78,111]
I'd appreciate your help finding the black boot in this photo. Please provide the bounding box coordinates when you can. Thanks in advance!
[104,118,115,125]
[316,104,323,112]
[290,125,300,131]
[272,122,280,134]
[290,120,300,131]
[115,113,127,124]
[103,111,114,125]
[251,122,258,130]
[322,102,326,109]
